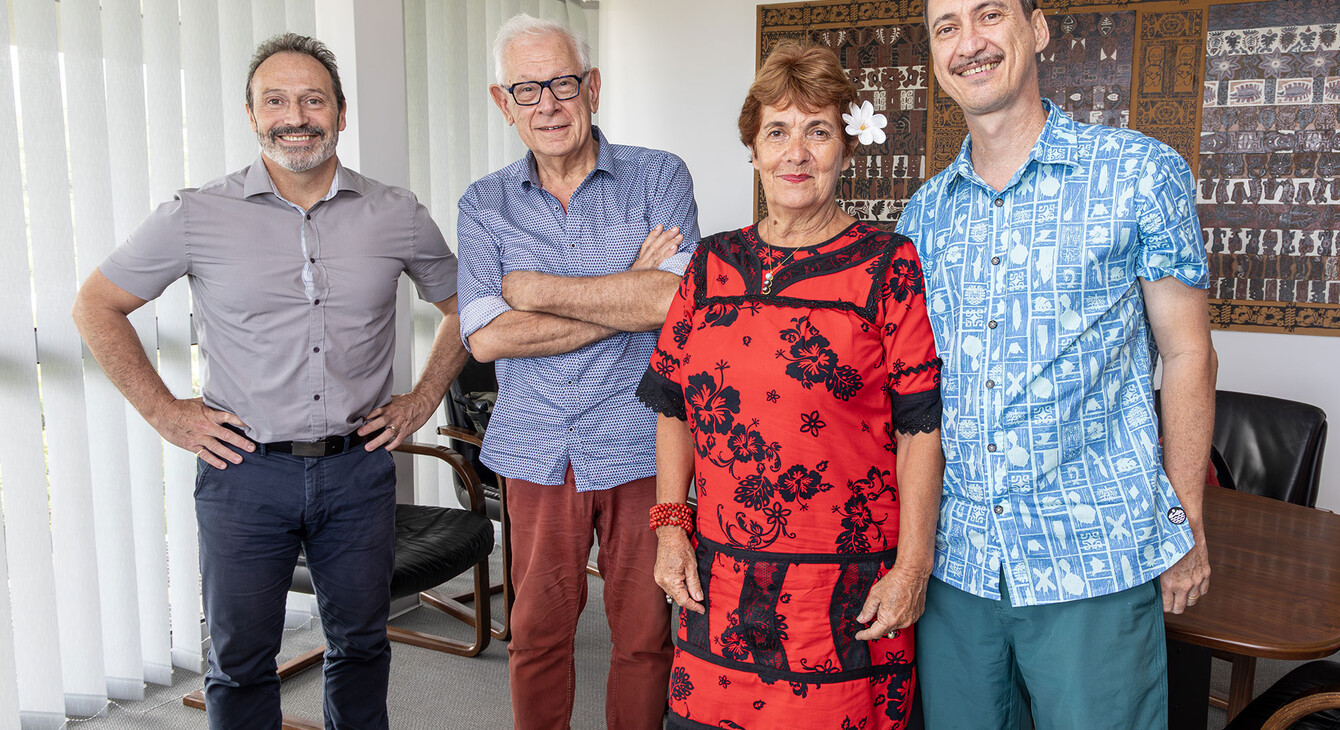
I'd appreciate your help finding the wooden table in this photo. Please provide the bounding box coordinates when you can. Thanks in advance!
[1165,486,1340,725]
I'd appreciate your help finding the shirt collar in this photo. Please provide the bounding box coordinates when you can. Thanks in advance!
[519,125,614,188]
[947,98,1082,184]
[243,155,359,200]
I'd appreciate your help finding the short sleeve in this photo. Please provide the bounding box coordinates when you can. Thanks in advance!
[645,152,702,276]
[1134,142,1209,289]
[880,239,942,435]
[455,186,514,350]
[98,197,189,301]
[405,200,458,303]
[636,246,701,420]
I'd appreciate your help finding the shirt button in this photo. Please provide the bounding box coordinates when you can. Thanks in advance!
[991,256,1001,265]
[994,198,1004,207]
[994,504,1004,515]
[309,257,315,263]
[313,299,321,306]
[988,320,998,329]
[313,394,320,401]
[313,346,320,353]
[568,426,575,432]
[987,443,997,452]
[985,380,995,389]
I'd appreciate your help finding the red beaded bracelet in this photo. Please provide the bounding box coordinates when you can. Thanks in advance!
[649,502,695,535]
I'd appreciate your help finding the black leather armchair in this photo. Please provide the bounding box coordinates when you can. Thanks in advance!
[1211,390,1328,507]
[1223,660,1340,730]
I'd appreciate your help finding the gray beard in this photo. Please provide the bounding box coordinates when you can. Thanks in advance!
[258,131,338,173]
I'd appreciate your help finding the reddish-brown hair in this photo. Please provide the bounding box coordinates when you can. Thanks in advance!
[738,40,860,156]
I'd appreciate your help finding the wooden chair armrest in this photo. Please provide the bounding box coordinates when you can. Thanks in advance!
[1262,687,1340,730]
[392,441,488,516]
[437,425,484,448]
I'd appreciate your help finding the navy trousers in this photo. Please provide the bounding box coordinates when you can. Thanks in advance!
[194,443,397,730]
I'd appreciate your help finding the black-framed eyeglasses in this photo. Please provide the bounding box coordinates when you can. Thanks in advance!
[504,72,587,106]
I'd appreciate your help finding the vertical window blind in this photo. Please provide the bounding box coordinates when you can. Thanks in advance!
[0,1,315,726]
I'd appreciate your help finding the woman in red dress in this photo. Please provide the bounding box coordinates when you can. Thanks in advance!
[637,41,944,729]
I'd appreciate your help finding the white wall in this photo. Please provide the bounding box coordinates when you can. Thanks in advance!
[599,0,1340,508]
[599,0,758,236]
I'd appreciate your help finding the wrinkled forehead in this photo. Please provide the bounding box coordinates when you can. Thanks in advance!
[501,32,581,82]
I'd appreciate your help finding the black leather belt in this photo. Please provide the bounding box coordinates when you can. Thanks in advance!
[223,425,376,458]
[265,431,372,457]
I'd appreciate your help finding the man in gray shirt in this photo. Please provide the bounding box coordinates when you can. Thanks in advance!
[71,34,464,730]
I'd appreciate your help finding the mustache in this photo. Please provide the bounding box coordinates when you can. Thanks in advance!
[950,53,1004,75]
[268,125,325,141]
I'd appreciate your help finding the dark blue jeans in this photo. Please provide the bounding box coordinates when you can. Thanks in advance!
[195,443,397,730]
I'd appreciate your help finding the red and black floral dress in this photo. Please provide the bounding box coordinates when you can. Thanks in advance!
[637,222,942,730]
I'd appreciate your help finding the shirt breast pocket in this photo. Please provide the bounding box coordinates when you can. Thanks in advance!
[580,223,647,277]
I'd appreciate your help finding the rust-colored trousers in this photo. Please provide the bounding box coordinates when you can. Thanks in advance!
[507,469,673,730]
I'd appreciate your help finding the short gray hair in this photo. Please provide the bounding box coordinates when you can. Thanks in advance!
[493,13,592,84]
[246,33,345,112]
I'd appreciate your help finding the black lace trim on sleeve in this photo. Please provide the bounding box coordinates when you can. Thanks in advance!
[891,389,942,435]
[636,367,687,421]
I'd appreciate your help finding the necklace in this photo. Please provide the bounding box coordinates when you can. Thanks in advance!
[761,248,797,295]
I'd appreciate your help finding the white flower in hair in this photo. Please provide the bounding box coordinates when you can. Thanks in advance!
[842,100,887,146]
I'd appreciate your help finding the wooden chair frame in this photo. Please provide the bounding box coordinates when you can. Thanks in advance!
[184,440,492,729]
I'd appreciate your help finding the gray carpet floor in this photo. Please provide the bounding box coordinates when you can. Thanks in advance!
[56,546,1329,729]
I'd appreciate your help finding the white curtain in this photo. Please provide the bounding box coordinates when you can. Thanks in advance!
[403,0,596,507]
[0,1,315,726]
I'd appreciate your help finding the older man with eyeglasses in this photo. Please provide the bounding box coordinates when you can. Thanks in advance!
[456,13,700,730]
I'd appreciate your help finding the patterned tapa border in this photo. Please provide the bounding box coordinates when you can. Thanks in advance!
[756,0,1340,335]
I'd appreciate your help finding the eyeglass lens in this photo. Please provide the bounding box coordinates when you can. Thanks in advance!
[511,75,581,105]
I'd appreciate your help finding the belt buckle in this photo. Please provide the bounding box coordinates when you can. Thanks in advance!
[291,440,327,458]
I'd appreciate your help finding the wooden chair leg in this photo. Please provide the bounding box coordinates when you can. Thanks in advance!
[387,559,492,657]
[445,478,514,641]
[182,647,326,730]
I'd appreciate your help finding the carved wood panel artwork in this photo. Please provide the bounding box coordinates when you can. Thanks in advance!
[757,0,1340,335]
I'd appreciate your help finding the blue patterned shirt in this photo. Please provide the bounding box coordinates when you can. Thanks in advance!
[896,100,1208,605]
[457,127,700,491]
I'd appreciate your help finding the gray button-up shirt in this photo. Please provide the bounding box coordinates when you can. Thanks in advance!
[100,158,457,443]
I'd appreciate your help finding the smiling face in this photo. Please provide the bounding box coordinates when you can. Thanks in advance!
[247,52,345,174]
[490,32,600,167]
[926,0,1050,120]
[752,103,850,220]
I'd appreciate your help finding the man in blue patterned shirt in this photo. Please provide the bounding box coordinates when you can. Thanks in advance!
[456,14,699,730]
[896,0,1217,726]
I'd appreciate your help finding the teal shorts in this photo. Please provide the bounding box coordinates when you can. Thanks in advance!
[915,575,1167,730]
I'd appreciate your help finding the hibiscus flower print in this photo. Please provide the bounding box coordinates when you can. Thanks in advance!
[778,316,863,399]
[784,336,837,386]
[886,257,924,302]
[776,465,830,502]
[726,423,767,463]
[685,368,740,435]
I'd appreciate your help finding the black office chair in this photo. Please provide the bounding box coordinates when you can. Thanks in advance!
[1212,390,1328,507]
[439,357,514,641]
[1223,660,1340,730]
